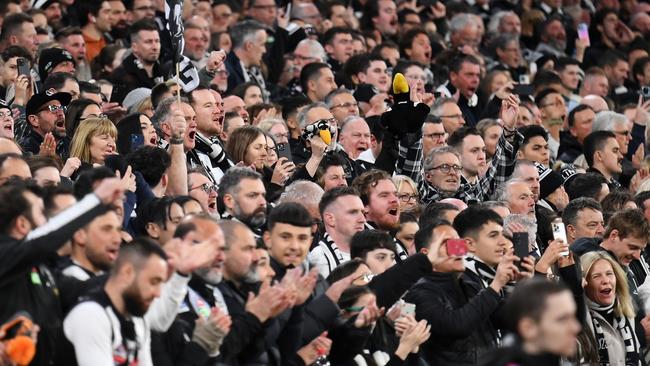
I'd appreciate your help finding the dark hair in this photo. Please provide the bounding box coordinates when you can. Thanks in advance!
[518,125,548,148]
[351,169,392,206]
[634,191,650,211]
[125,146,171,188]
[79,80,102,95]
[90,44,124,77]
[633,56,650,84]
[229,19,267,49]
[73,166,115,199]
[64,98,100,137]
[555,57,580,72]
[151,82,171,109]
[0,45,32,63]
[315,154,346,189]
[42,184,74,217]
[562,197,603,227]
[504,278,570,334]
[43,72,77,91]
[129,19,158,42]
[135,196,179,236]
[350,229,396,260]
[267,202,313,230]
[419,202,458,228]
[447,126,480,149]
[414,219,452,253]
[0,153,26,178]
[0,13,33,43]
[338,285,374,310]
[449,54,480,74]
[300,62,331,94]
[280,95,310,121]
[601,191,635,222]
[565,173,607,201]
[583,130,616,167]
[598,50,627,69]
[327,258,367,284]
[55,26,83,41]
[231,82,261,101]
[27,155,62,174]
[74,0,106,27]
[319,186,360,216]
[453,205,503,239]
[399,28,429,56]
[322,27,353,46]
[112,237,168,274]
[0,179,42,234]
[567,104,593,128]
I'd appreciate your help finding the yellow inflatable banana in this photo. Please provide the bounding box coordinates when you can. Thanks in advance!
[393,73,409,94]
[319,129,332,145]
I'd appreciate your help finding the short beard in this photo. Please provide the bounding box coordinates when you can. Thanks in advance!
[195,267,222,285]
[122,283,148,317]
[234,201,266,228]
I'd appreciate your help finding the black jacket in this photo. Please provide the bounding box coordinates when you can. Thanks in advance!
[558,131,582,164]
[19,129,70,160]
[0,194,107,366]
[403,271,502,366]
[109,53,169,91]
[479,346,562,366]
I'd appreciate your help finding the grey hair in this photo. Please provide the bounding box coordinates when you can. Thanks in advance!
[592,111,628,132]
[430,97,456,117]
[277,180,324,206]
[229,20,267,50]
[295,38,327,62]
[481,200,509,210]
[151,96,189,128]
[340,115,366,132]
[511,159,537,180]
[562,197,602,227]
[449,13,478,35]
[503,213,537,248]
[257,118,286,134]
[297,102,328,130]
[217,167,262,198]
[496,178,525,202]
[487,11,518,34]
[324,88,354,108]
[423,146,460,171]
[493,33,519,50]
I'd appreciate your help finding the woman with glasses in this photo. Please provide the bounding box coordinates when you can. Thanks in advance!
[65,98,102,138]
[392,174,420,214]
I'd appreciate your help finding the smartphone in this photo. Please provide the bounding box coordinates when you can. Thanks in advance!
[446,239,467,257]
[641,86,650,102]
[131,134,144,151]
[577,23,590,46]
[513,232,529,260]
[551,219,569,256]
[285,2,291,17]
[16,58,30,78]
[512,84,534,96]
[417,0,438,6]
[400,302,416,318]
[518,74,530,84]
[110,84,128,105]
[277,143,293,162]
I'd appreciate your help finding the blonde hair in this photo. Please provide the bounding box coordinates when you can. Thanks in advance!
[392,175,418,195]
[580,251,635,319]
[70,118,118,164]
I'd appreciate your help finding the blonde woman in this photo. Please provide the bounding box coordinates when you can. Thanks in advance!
[69,117,117,166]
[392,175,419,213]
[581,251,641,365]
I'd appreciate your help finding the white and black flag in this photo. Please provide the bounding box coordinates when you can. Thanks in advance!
[164,0,200,92]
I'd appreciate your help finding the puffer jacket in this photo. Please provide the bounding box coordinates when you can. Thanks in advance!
[403,271,503,366]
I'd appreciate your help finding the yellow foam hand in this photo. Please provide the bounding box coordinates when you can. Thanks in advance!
[392,73,409,94]
[319,129,332,145]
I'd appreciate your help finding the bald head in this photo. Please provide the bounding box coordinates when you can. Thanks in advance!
[580,95,609,114]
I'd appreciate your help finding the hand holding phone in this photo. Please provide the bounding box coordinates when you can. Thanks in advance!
[551,219,569,256]
[577,23,590,47]
[17,58,30,78]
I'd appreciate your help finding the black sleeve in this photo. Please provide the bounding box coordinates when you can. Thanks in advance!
[300,294,341,344]
[407,286,502,338]
[217,312,265,361]
[557,264,587,326]
[0,194,106,285]
[368,254,433,309]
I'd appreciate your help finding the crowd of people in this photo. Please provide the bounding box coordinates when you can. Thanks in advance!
[2,0,650,365]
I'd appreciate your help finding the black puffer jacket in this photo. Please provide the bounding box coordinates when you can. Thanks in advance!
[403,271,502,366]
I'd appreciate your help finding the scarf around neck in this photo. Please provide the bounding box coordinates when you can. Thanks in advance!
[464,255,515,295]
[587,298,640,365]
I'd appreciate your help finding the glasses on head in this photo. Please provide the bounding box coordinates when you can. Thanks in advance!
[330,102,358,109]
[190,182,216,193]
[39,104,65,114]
[429,164,463,174]
[423,132,446,139]
[397,193,418,203]
[0,110,12,120]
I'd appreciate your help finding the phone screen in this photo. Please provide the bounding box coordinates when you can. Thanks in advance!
[512,84,534,96]
[577,23,590,46]
[17,58,30,78]
[446,239,467,257]
[131,134,144,150]
[513,232,529,260]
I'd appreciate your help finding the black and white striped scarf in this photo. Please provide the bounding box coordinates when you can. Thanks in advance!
[318,232,348,273]
[463,255,515,295]
[588,299,641,366]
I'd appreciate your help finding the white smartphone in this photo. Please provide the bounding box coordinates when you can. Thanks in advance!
[551,219,569,256]
[400,302,416,318]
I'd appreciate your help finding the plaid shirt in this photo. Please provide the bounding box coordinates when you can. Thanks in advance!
[395,129,522,204]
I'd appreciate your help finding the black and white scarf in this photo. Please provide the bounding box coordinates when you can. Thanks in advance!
[317,232,349,273]
[463,255,515,295]
[587,299,641,366]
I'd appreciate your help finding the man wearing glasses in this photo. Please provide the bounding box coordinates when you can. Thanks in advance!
[20,91,71,157]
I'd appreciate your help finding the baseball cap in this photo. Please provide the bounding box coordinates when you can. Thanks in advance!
[26,90,72,117]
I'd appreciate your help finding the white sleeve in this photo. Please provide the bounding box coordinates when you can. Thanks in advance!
[144,272,190,331]
[308,246,331,278]
[64,302,114,366]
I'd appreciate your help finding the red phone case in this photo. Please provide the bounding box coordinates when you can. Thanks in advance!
[446,239,467,257]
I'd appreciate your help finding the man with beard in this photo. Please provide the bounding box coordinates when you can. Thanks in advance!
[218,167,267,237]
[108,0,129,43]
[55,27,92,81]
[352,169,408,261]
[110,19,169,90]
[535,16,567,58]
[20,91,71,158]
[63,238,168,365]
